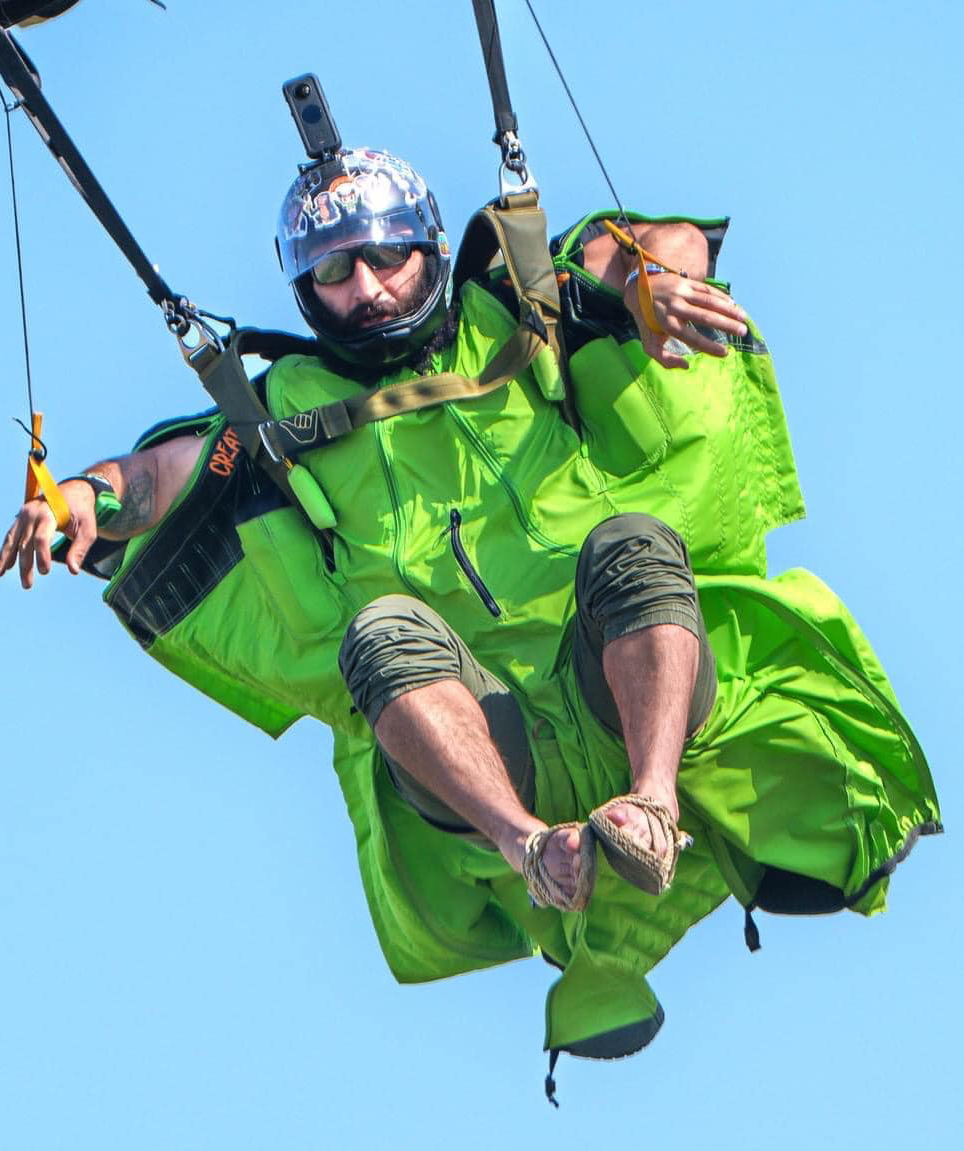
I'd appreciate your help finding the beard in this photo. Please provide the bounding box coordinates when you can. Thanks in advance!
[317,254,438,339]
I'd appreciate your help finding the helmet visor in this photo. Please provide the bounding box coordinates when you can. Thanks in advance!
[278,150,440,284]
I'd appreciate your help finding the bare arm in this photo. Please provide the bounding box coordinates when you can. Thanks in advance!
[582,219,713,285]
[581,220,749,369]
[0,434,204,589]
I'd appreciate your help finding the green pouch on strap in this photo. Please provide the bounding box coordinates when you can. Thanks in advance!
[287,463,336,530]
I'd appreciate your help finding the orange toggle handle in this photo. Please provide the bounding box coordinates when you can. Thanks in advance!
[603,219,687,337]
[23,412,71,530]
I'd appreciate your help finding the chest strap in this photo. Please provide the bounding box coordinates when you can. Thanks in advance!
[187,309,547,476]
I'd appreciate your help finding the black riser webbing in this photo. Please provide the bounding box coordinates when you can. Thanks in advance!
[0,29,175,308]
[471,0,518,139]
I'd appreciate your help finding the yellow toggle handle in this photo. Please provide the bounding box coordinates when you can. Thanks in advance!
[602,219,686,337]
[23,412,71,531]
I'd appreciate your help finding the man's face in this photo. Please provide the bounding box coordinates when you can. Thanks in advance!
[311,247,429,332]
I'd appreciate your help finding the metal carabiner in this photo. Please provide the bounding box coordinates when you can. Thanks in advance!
[164,297,227,372]
[498,130,539,203]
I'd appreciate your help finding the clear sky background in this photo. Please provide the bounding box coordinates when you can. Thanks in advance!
[0,1,959,1147]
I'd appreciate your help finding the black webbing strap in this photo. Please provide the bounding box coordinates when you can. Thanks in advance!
[545,1049,560,1107]
[471,0,518,141]
[0,2,77,27]
[0,29,177,312]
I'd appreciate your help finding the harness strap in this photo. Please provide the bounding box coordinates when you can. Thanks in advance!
[456,193,578,427]
[178,312,546,531]
[251,317,547,460]
[187,329,299,506]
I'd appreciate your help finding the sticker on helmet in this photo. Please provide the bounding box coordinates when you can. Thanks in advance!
[281,150,429,241]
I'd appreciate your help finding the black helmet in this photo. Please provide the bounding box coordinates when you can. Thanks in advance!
[277,148,452,368]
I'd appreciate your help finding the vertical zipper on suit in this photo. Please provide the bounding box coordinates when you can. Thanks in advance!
[449,509,501,617]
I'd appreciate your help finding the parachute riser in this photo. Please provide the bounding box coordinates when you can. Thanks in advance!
[0,27,190,335]
[471,0,539,205]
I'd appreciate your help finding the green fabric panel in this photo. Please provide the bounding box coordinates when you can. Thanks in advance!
[333,726,535,982]
[569,334,670,475]
[235,506,347,641]
[543,837,730,1052]
[104,424,355,734]
[144,564,303,737]
[615,327,805,575]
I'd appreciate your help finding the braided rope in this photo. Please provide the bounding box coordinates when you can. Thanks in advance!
[589,795,692,895]
[522,822,594,912]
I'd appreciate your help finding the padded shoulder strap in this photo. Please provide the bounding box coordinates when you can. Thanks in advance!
[455,192,577,426]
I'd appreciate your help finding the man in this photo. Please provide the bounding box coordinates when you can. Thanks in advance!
[1,147,941,1070]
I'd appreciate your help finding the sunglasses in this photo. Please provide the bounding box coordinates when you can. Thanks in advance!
[310,241,415,286]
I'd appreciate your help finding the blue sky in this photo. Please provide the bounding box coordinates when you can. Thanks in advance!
[1,2,960,1147]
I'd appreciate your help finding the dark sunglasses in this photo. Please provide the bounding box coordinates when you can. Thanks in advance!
[310,241,415,286]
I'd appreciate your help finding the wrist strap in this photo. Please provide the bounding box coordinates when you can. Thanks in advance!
[61,471,116,497]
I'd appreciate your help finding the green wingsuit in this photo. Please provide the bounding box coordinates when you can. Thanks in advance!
[90,210,941,1062]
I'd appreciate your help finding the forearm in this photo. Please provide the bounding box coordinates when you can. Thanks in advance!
[84,452,162,540]
[583,220,711,290]
[82,435,204,541]
[3,433,203,587]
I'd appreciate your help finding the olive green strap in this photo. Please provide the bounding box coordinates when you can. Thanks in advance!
[258,317,546,461]
[191,330,298,502]
[455,193,577,427]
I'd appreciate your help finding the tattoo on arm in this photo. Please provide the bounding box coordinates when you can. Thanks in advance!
[105,457,157,537]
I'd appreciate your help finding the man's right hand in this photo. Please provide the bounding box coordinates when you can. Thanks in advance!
[0,480,98,589]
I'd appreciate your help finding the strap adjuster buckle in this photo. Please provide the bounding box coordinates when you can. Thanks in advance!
[257,420,286,465]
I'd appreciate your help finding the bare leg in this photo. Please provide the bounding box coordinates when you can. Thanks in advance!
[601,623,700,856]
[374,679,585,897]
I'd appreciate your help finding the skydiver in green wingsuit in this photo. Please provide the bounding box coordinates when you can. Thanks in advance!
[1,147,942,1080]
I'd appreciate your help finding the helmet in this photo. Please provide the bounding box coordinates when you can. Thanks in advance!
[277,148,452,368]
